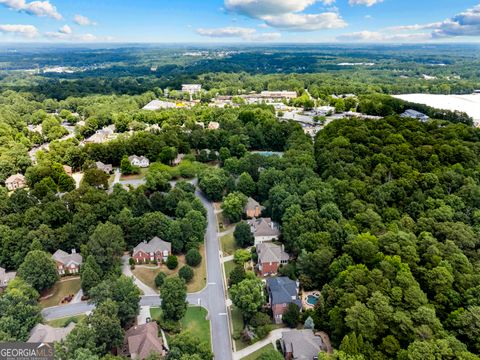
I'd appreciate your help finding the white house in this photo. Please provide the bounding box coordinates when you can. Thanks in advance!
[5,174,26,191]
[182,84,202,95]
[128,155,150,168]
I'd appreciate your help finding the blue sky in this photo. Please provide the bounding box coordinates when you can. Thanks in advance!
[0,0,479,43]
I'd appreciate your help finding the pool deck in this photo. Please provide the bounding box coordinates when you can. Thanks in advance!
[302,290,320,309]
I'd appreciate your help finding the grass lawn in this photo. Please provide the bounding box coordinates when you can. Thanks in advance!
[231,306,248,350]
[220,232,238,256]
[47,314,86,328]
[241,344,276,360]
[39,277,81,308]
[150,306,211,345]
[224,260,236,280]
[120,167,148,181]
[132,246,206,293]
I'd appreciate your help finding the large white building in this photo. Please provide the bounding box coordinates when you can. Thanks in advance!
[182,84,202,94]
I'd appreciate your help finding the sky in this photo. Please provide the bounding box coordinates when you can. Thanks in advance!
[0,0,480,43]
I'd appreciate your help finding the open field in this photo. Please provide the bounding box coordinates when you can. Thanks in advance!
[394,94,480,124]
[39,277,81,309]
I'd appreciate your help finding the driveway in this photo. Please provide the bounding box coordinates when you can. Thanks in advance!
[232,328,289,360]
[121,255,158,296]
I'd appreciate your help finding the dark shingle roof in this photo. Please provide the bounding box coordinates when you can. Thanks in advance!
[266,277,301,307]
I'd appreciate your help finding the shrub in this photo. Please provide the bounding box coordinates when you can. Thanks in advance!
[250,312,271,327]
[166,255,178,270]
[256,324,274,340]
[283,303,300,328]
[129,258,135,266]
[155,272,167,288]
[186,248,202,267]
[179,265,194,283]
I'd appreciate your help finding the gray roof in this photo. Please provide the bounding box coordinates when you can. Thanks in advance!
[95,161,113,172]
[247,218,280,237]
[52,250,83,266]
[0,267,16,286]
[244,197,264,212]
[128,155,149,163]
[28,323,76,343]
[133,237,171,255]
[401,109,429,119]
[257,243,289,264]
[282,329,325,359]
[266,277,301,307]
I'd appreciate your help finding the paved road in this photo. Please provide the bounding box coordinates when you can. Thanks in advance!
[193,189,233,360]
[42,182,233,360]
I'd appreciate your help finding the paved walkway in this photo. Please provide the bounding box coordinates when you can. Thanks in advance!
[218,227,235,238]
[232,328,289,360]
[121,255,158,296]
[71,289,83,304]
[222,255,234,263]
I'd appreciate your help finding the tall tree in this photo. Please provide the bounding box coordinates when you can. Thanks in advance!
[160,277,187,322]
[18,250,59,292]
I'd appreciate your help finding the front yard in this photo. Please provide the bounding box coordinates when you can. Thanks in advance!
[47,314,86,328]
[220,232,238,256]
[241,344,277,360]
[132,246,206,293]
[150,306,211,345]
[39,277,81,308]
[120,167,148,181]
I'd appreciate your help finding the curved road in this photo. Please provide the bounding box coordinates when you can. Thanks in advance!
[42,185,233,360]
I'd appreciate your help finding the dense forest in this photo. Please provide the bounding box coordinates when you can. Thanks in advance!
[1,44,480,359]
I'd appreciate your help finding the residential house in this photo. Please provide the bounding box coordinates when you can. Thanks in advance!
[28,323,76,343]
[129,155,150,168]
[281,329,326,360]
[207,121,220,130]
[401,109,429,122]
[0,267,16,289]
[244,197,264,218]
[52,249,83,275]
[5,174,27,191]
[247,218,280,245]
[96,161,113,174]
[119,322,165,359]
[63,165,73,176]
[256,243,289,276]
[266,277,301,324]
[84,125,117,144]
[132,237,172,264]
[172,153,185,166]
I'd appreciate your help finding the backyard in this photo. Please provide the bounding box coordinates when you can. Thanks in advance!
[150,306,211,345]
[132,246,206,293]
[119,167,149,181]
[39,277,81,308]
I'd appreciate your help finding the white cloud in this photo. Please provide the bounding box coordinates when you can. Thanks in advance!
[381,4,480,40]
[263,12,346,31]
[196,27,256,38]
[0,0,62,19]
[0,23,38,38]
[74,14,96,26]
[59,24,71,34]
[196,26,281,41]
[337,30,432,42]
[224,0,316,18]
[348,0,383,6]
[223,0,347,31]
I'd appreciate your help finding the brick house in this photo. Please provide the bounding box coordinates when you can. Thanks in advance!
[256,242,289,276]
[266,277,301,324]
[132,237,172,264]
[244,197,264,218]
[52,249,83,275]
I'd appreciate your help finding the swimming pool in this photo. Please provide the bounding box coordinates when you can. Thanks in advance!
[252,151,284,157]
[306,295,319,306]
